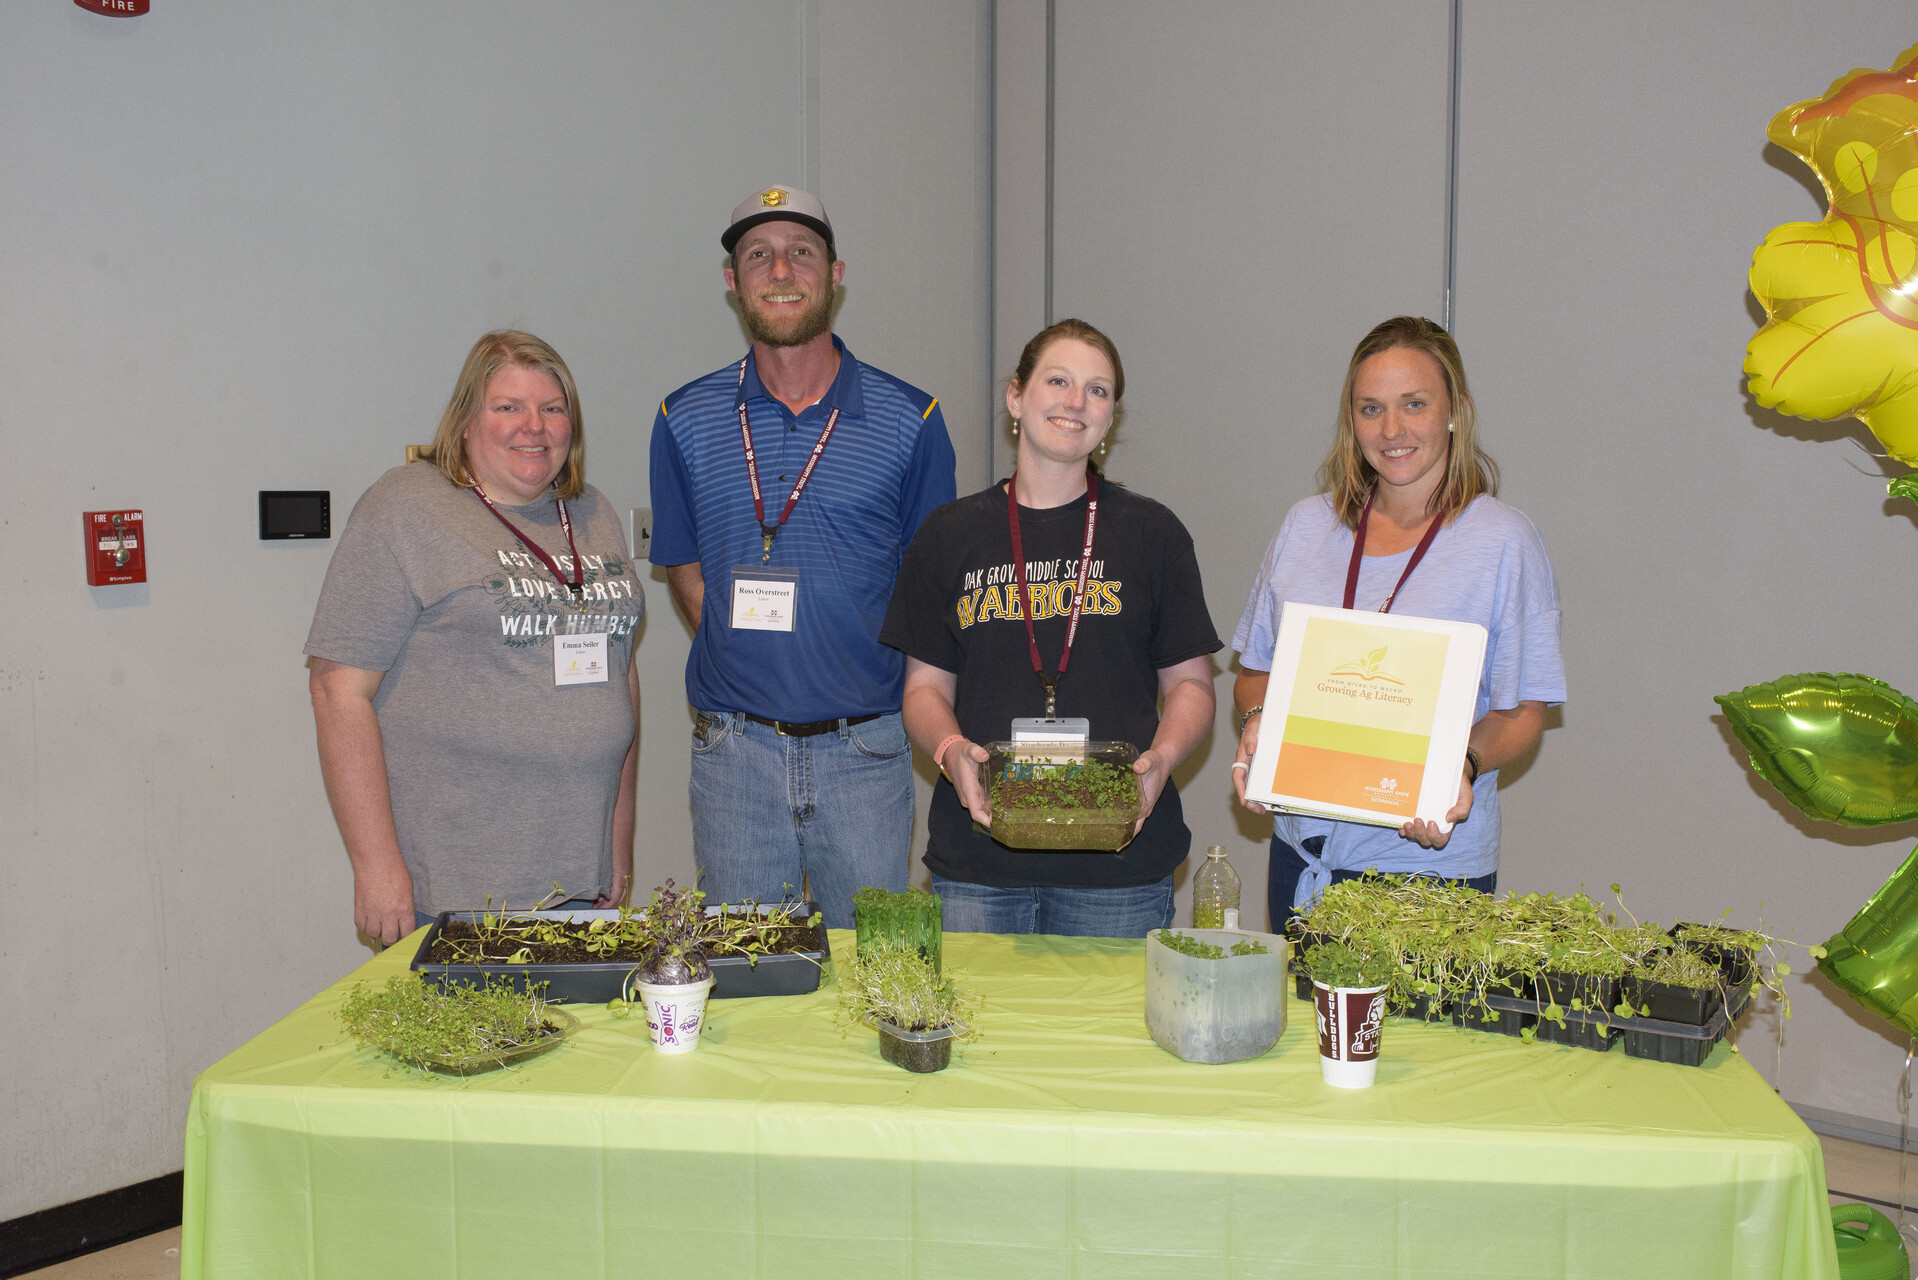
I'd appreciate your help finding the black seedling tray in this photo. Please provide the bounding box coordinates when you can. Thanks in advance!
[411,905,829,1004]
[1475,985,1751,1064]
[1454,1002,1533,1037]
[1624,974,1723,1025]
[1292,961,1751,1064]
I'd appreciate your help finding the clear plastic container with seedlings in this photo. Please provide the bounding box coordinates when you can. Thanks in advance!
[853,884,944,972]
[836,939,980,1073]
[982,740,1140,851]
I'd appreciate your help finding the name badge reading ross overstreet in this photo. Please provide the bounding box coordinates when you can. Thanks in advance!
[730,566,799,632]
[553,632,610,686]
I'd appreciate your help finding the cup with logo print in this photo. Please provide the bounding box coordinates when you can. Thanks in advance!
[635,977,717,1054]
[1313,981,1387,1088]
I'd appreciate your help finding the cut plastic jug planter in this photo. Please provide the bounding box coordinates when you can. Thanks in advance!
[1144,927,1288,1064]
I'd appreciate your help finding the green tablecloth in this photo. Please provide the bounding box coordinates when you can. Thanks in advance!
[181,930,1836,1278]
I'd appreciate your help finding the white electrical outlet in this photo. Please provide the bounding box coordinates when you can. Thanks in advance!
[629,507,652,560]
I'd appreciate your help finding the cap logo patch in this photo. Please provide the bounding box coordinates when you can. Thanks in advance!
[761,189,788,208]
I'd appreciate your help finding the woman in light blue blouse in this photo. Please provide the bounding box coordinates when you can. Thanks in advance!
[1229,316,1566,924]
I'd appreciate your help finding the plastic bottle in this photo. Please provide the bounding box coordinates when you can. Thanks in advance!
[1192,845,1240,930]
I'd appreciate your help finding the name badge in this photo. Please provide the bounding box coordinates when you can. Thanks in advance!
[1011,716,1090,745]
[731,566,799,632]
[554,632,610,685]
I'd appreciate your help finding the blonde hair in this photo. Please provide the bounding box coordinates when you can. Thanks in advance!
[1319,316,1497,528]
[427,331,586,500]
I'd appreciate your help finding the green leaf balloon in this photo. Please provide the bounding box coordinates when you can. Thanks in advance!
[1715,672,1918,826]
[1822,843,1918,1036]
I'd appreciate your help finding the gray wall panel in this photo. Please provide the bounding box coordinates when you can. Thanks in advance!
[1044,0,1453,919]
[1455,2,1918,1122]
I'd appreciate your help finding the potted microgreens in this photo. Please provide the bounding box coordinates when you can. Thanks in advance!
[853,884,944,972]
[1144,927,1287,1064]
[1291,874,1820,1064]
[982,741,1141,850]
[337,973,575,1076]
[1303,938,1391,1088]
[619,880,723,1053]
[836,939,980,1073]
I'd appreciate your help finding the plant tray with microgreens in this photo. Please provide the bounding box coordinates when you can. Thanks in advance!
[982,740,1140,850]
[338,973,578,1076]
[1288,873,1818,1065]
[413,901,828,1004]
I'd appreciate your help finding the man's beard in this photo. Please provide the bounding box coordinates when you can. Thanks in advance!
[741,287,834,348]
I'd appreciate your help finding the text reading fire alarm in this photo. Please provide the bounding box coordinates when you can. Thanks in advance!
[84,510,147,585]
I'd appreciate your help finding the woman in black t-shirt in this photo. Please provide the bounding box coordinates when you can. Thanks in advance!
[879,319,1221,937]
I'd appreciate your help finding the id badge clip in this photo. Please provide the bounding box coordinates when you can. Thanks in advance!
[730,565,798,632]
[1011,716,1089,746]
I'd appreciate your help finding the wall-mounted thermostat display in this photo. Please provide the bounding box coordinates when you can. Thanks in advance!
[84,510,146,585]
[259,491,331,540]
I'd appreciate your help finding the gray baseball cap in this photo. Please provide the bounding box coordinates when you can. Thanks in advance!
[722,185,835,256]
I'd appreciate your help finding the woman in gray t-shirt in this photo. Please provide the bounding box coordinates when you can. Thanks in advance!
[305,331,644,945]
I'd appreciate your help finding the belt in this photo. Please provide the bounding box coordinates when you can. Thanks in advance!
[743,712,882,738]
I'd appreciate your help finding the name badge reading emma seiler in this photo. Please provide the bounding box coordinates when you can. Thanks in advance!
[553,632,610,686]
[730,566,799,632]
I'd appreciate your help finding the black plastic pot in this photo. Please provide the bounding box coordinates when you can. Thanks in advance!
[1453,1000,1533,1037]
[1624,974,1721,1025]
[1621,1026,1719,1066]
[1393,992,1447,1021]
[1533,971,1619,1050]
[876,1020,957,1073]
[1671,925,1758,992]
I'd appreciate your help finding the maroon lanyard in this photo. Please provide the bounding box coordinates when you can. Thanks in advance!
[470,483,583,603]
[1343,491,1443,613]
[1006,472,1099,716]
[736,355,841,563]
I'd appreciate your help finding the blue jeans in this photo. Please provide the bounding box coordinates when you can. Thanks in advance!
[930,872,1175,938]
[690,710,913,930]
[1267,835,1497,929]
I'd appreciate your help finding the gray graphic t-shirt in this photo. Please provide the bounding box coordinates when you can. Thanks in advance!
[305,462,645,915]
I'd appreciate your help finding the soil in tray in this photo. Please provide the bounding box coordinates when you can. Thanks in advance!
[993,765,1138,812]
[424,915,827,965]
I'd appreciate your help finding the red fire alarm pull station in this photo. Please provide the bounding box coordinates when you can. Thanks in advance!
[75,0,151,15]
[84,510,147,585]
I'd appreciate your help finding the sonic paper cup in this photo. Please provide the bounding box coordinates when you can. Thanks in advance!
[635,977,716,1054]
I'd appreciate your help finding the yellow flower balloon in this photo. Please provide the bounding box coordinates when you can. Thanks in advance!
[1746,43,1918,464]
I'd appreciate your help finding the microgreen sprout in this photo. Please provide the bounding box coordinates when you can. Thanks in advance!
[337,974,561,1075]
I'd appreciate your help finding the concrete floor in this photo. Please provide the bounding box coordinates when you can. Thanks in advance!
[20,1134,1918,1277]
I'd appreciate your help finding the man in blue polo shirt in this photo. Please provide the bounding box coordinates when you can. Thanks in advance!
[649,185,957,928]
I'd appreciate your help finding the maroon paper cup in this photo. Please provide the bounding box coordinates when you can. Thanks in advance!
[1313,981,1387,1088]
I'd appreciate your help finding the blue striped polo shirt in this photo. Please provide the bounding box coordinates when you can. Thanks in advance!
[649,336,956,722]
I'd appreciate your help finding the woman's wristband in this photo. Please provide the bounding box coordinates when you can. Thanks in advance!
[933,733,968,776]
[1464,747,1483,784]
[1237,705,1263,734]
